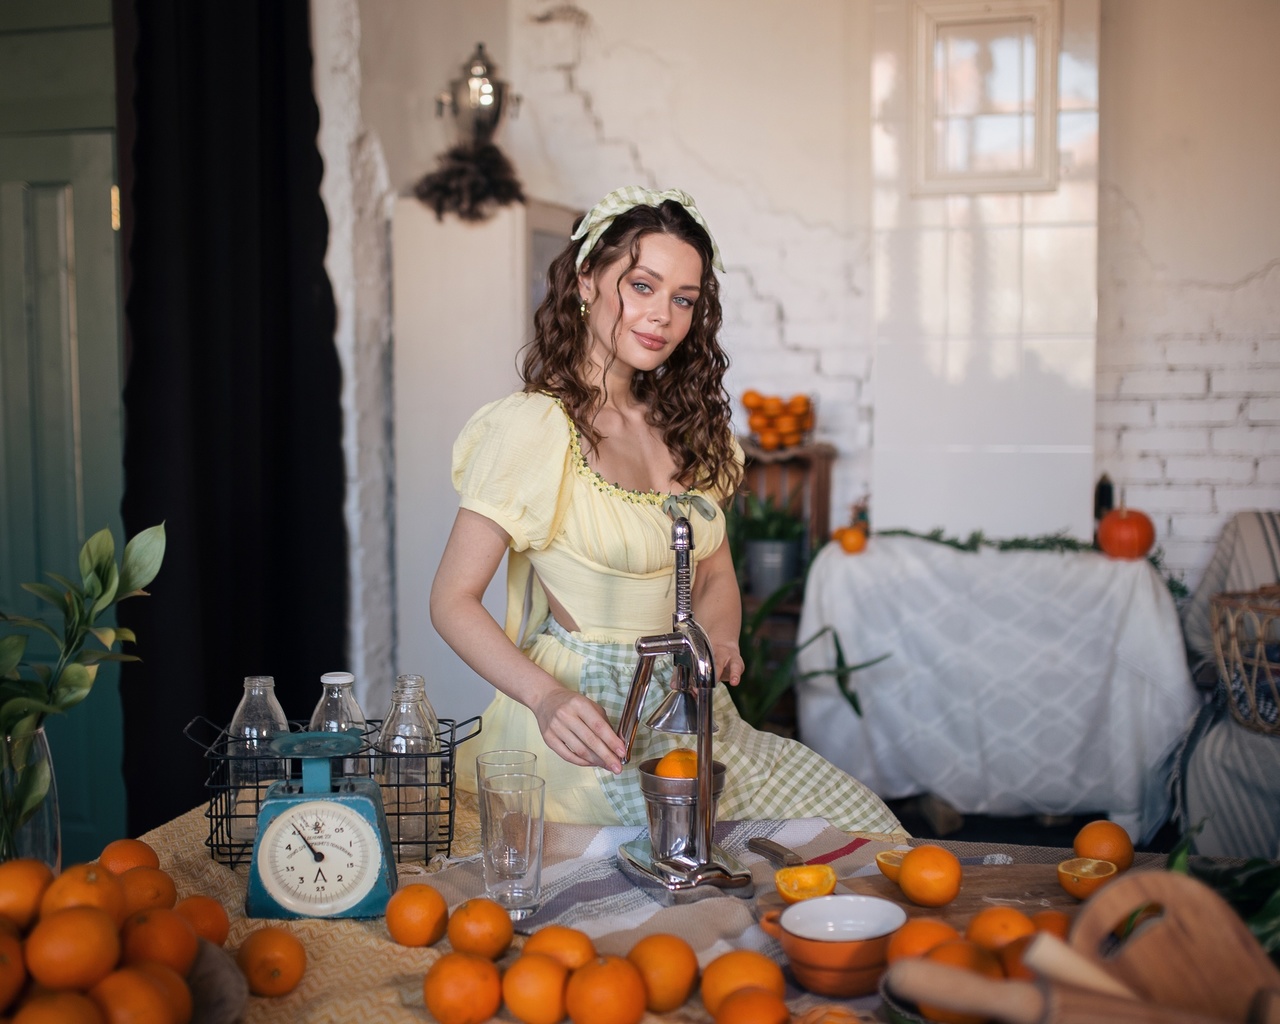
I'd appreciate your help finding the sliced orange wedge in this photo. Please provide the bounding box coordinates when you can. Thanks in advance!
[875,848,907,883]
[1057,857,1118,900]
[774,864,838,904]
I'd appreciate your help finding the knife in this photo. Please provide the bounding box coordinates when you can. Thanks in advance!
[747,837,803,867]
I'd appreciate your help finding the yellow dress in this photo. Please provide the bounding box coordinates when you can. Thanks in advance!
[451,391,900,834]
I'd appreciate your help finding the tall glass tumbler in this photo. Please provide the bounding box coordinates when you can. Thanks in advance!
[475,749,536,786]
[479,773,545,920]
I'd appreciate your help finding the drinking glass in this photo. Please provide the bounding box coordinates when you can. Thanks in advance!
[475,749,537,786]
[479,772,545,919]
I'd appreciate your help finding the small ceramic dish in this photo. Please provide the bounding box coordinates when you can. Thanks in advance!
[760,894,907,997]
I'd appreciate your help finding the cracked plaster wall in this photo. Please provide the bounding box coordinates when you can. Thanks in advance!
[315,0,1279,691]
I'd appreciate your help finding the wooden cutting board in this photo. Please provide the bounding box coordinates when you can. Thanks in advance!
[823,863,1084,927]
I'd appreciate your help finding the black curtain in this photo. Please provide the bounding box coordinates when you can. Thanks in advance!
[117,1,348,834]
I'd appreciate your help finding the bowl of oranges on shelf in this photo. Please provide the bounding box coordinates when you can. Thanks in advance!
[741,390,814,451]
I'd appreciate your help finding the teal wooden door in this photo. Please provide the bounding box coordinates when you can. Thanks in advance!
[0,134,127,862]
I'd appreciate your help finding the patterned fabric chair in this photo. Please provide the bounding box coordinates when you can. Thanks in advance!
[1175,511,1280,859]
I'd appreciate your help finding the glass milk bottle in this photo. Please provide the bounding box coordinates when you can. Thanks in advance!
[307,671,369,778]
[227,675,288,841]
[376,674,441,861]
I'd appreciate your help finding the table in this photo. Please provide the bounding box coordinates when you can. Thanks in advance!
[794,537,1199,844]
[142,799,1154,1024]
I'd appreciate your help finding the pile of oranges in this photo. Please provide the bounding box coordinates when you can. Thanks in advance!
[0,834,303,1024]
[392,885,789,1024]
[866,819,1136,1023]
[741,391,814,451]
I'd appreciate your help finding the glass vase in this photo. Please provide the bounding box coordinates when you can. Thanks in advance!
[0,727,61,871]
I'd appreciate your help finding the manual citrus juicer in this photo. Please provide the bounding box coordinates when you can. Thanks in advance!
[614,515,754,900]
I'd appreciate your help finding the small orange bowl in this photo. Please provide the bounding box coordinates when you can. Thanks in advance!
[760,894,907,997]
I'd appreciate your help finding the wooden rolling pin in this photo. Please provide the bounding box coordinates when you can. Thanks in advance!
[885,960,1237,1024]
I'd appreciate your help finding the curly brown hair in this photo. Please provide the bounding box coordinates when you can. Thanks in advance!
[521,200,742,499]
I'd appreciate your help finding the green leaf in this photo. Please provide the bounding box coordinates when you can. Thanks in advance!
[0,697,60,738]
[12,759,51,829]
[88,627,118,649]
[0,636,25,677]
[1,615,60,646]
[114,627,137,644]
[118,523,166,597]
[19,582,70,614]
[51,663,95,711]
[90,561,120,616]
[79,528,116,591]
[75,650,139,666]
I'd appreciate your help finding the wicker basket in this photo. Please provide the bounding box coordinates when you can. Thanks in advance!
[1211,586,1280,735]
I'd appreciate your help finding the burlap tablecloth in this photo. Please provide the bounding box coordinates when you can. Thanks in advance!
[143,799,1065,1023]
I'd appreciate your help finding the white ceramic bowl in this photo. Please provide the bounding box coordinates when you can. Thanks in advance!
[781,894,907,941]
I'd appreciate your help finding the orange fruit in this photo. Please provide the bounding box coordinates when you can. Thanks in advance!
[964,906,1035,952]
[118,867,177,916]
[998,933,1036,981]
[1073,820,1134,872]
[897,844,962,908]
[774,864,837,904]
[132,962,192,1024]
[385,883,448,948]
[875,848,906,883]
[1057,857,1117,900]
[0,929,26,1012]
[917,939,1003,1024]
[11,991,107,1024]
[87,966,172,1024]
[501,952,568,1024]
[423,951,501,1024]
[714,986,790,1024]
[446,897,513,960]
[839,527,867,554]
[97,839,160,876]
[235,925,307,997]
[653,748,697,779]
[786,394,811,416]
[699,949,785,1016]
[794,1009,861,1024]
[120,907,200,976]
[780,431,803,448]
[756,429,781,451]
[39,864,127,926]
[522,924,596,970]
[1031,909,1072,940]
[626,932,699,1012]
[761,396,784,417]
[885,917,961,964]
[742,390,765,412]
[747,411,772,433]
[565,955,647,1024]
[25,906,122,991]
[0,857,55,932]
[772,414,800,435]
[173,895,230,947]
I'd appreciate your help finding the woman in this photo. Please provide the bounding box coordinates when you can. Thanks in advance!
[430,186,899,833]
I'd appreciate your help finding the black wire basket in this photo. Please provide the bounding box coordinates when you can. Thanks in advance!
[184,714,482,868]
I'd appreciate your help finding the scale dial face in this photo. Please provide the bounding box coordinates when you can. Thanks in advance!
[255,799,383,916]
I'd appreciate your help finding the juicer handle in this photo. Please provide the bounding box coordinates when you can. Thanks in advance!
[616,655,655,764]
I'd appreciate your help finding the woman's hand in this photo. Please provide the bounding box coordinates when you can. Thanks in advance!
[714,639,744,687]
[530,686,626,773]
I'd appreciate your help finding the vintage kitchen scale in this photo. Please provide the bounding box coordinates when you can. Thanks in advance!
[614,515,754,901]
[245,731,398,919]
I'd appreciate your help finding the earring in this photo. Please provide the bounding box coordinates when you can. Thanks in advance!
[580,302,590,321]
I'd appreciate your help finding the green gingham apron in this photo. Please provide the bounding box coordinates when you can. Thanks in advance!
[543,620,902,834]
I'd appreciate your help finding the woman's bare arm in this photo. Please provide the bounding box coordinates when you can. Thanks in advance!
[691,536,744,686]
[429,509,626,771]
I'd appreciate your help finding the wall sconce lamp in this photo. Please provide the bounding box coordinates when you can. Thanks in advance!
[414,43,525,222]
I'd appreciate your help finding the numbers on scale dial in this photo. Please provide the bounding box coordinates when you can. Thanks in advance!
[259,800,380,915]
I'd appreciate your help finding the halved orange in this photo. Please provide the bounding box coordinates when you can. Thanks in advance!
[774,864,837,904]
[653,748,697,779]
[875,849,906,883]
[1057,858,1118,900]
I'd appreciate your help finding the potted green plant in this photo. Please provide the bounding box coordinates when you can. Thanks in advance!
[731,492,808,599]
[0,524,166,865]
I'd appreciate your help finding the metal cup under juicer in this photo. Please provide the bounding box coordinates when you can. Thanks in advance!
[615,516,754,900]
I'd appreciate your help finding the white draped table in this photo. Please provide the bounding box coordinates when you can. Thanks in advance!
[794,536,1198,843]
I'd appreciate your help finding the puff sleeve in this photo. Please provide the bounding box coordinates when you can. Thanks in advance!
[451,392,575,552]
